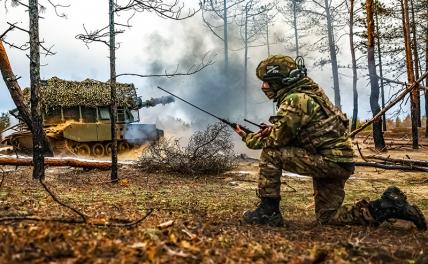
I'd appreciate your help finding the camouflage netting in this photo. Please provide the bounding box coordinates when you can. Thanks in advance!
[22,77,139,109]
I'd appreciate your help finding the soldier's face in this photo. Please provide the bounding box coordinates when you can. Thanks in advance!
[261,81,275,99]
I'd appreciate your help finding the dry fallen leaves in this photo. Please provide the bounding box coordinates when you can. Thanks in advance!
[158,220,174,229]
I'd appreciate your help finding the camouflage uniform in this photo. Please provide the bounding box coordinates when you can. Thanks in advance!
[243,57,377,225]
[241,55,426,230]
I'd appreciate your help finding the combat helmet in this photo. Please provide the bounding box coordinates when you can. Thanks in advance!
[256,55,307,89]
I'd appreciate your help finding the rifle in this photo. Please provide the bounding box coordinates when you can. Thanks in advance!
[156,86,255,134]
[244,118,264,129]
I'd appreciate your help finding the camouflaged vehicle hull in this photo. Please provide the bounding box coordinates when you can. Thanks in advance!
[1,122,163,157]
[0,77,172,157]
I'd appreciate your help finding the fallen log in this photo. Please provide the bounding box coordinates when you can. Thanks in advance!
[352,141,428,147]
[365,155,428,167]
[354,161,428,172]
[0,156,133,169]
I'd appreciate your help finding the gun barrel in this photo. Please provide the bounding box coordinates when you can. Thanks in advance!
[140,96,175,108]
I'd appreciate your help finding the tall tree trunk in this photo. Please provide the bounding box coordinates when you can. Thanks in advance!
[109,0,118,181]
[401,0,418,149]
[425,4,428,137]
[366,0,385,150]
[293,0,299,57]
[0,42,52,157]
[223,0,228,72]
[266,23,270,56]
[29,0,45,179]
[410,0,421,127]
[324,0,341,109]
[349,0,358,131]
[244,4,248,118]
[0,42,33,130]
[375,10,386,131]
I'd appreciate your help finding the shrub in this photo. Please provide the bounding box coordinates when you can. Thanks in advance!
[137,122,237,175]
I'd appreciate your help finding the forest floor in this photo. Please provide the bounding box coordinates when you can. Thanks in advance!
[0,143,428,263]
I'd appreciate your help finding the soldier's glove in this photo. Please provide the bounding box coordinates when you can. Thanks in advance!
[234,124,247,138]
[257,123,272,138]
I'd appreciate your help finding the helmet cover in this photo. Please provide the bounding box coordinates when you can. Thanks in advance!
[256,55,298,81]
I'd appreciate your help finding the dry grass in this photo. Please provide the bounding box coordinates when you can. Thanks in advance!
[0,146,427,263]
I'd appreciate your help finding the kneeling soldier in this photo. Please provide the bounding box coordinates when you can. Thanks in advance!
[234,55,427,230]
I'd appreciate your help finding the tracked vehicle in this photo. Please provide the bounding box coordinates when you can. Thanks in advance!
[1,77,173,157]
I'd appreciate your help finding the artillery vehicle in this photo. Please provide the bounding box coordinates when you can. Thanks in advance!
[1,77,173,157]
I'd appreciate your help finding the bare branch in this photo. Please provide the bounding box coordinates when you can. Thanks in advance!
[46,0,69,18]
[2,39,30,51]
[0,209,153,227]
[376,75,406,86]
[356,142,368,162]
[38,178,88,223]
[114,22,132,28]
[75,24,110,48]
[125,10,137,26]
[0,216,85,224]
[6,22,30,34]
[204,0,224,18]
[105,208,153,227]
[39,41,56,56]
[0,24,16,40]
[202,10,224,40]
[310,0,327,13]
[351,71,428,137]
[137,122,237,175]
[116,0,200,20]
[229,41,284,51]
[11,0,29,8]
[115,53,215,79]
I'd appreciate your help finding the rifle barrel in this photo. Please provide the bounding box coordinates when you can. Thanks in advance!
[244,118,263,128]
[156,86,254,134]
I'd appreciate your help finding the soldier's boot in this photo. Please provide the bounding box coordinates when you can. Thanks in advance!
[242,197,284,227]
[369,186,427,231]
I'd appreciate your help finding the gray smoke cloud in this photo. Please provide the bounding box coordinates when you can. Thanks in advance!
[140,19,272,133]
[133,19,276,158]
